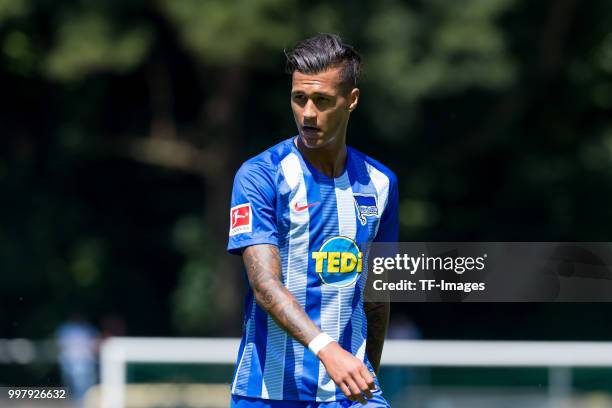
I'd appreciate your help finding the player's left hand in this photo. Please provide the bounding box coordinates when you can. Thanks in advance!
[317,342,376,404]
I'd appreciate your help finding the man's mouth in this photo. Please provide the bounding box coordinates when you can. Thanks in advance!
[302,126,320,134]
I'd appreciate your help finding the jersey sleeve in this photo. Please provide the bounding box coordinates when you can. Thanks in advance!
[374,172,399,242]
[227,162,278,255]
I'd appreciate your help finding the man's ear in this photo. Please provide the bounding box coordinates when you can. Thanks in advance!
[348,88,360,112]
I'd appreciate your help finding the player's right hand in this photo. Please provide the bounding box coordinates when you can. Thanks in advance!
[317,342,376,404]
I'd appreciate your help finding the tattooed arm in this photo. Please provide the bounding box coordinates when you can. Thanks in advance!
[363,265,390,374]
[242,244,320,346]
[243,244,376,403]
[363,301,390,374]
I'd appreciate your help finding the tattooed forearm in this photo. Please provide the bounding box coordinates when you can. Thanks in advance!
[364,301,389,374]
[243,244,320,346]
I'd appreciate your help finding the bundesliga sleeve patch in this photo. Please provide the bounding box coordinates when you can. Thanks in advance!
[229,203,252,236]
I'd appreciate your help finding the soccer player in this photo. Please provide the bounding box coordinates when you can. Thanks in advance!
[227,34,398,407]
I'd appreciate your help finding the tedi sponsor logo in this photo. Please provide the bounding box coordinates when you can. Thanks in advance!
[312,236,363,287]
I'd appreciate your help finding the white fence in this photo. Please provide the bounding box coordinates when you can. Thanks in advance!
[101,338,612,408]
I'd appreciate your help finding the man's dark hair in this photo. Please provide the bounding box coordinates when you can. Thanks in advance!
[285,34,361,90]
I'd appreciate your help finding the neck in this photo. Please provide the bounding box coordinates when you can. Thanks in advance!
[295,133,347,179]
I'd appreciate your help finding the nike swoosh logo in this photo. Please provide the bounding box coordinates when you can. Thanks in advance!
[294,201,320,212]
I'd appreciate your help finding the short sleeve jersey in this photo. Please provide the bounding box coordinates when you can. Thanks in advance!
[227,136,398,402]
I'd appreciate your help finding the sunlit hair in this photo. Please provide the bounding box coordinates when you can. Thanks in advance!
[285,33,361,91]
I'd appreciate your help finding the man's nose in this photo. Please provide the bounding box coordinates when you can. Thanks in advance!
[303,100,317,120]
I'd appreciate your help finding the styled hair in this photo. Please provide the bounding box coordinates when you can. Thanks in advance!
[285,33,362,90]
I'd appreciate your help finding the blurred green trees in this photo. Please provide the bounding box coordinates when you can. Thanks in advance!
[2,0,612,345]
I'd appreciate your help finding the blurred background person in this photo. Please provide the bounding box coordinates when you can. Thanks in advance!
[383,314,422,405]
[55,314,99,407]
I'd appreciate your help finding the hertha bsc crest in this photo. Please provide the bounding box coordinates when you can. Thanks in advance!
[353,194,378,225]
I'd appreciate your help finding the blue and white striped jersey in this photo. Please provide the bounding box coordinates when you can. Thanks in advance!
[227,136,398,402]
